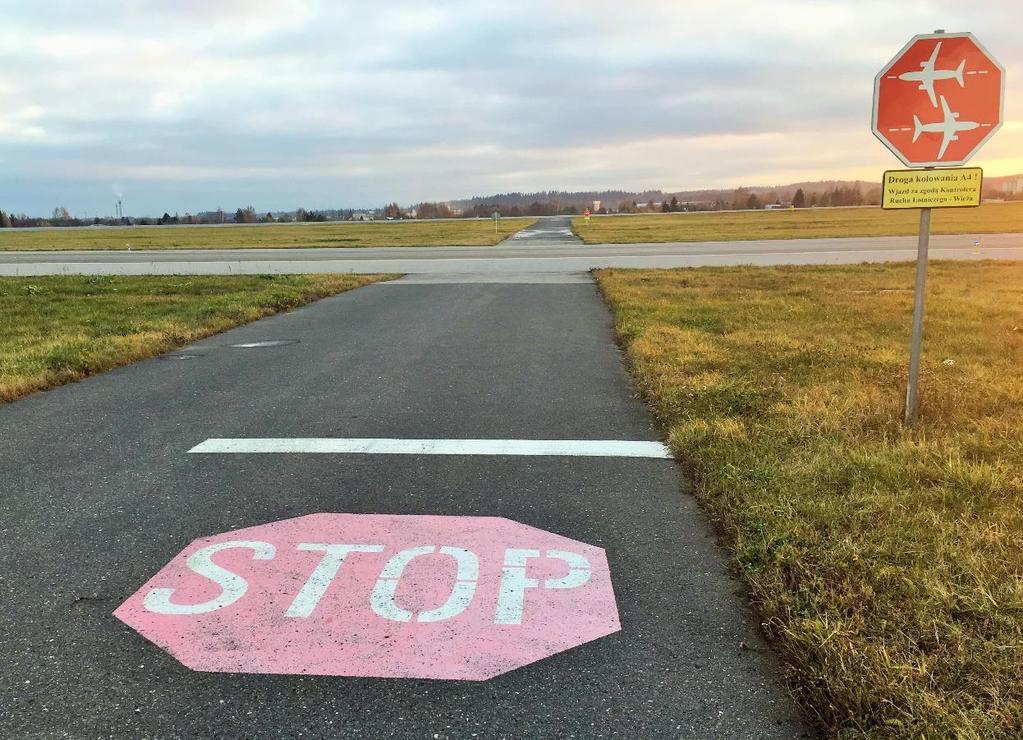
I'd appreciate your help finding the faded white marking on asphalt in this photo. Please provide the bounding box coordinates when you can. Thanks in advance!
[511,228,576,239]
[229,340,297,348]
[383,272,593,284]
[188,438,673,458]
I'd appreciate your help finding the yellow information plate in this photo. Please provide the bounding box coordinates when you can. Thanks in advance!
[881,168,983,209]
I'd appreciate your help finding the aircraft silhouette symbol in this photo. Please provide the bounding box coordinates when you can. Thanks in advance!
[898,42,965,107]
[912,95,979,159]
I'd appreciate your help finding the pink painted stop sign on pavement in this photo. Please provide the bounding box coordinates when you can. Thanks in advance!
[115,514,620,680]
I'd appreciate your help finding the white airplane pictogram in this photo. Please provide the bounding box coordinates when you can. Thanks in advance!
[898,42,966,107]
[912,95,979,159]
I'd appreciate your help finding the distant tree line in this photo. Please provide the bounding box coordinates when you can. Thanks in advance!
[414,202,456,219]
[0,190,868,228]
[12,176,1023,229]
[0,206,364,227]
[0,188,880,228]
[982,186,1023,201]
[451,182,889,214]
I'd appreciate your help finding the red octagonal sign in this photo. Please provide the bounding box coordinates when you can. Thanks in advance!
[115,514,620,680]
[873,32,1004,167]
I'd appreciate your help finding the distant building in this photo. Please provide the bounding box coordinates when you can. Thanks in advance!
[1004,179,1023,195]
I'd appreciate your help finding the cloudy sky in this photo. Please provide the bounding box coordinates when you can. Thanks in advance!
[1,0,1020,216]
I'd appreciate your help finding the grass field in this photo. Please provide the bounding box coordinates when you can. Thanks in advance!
[0,274,395,403]
[573,202,1023,244]
[597,262,1023,738]
[0,218,536,251]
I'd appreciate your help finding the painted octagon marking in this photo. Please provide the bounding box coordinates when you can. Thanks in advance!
[114,514,620,680]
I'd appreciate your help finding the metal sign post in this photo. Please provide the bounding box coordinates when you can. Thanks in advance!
[904,205,931,426]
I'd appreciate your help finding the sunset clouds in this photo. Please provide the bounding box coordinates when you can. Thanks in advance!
[1,1,1019,215]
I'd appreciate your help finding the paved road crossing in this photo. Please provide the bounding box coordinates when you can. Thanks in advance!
[0,276,806,737]
[505,216,582,244]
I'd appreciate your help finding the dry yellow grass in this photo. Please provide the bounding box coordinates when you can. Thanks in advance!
[0,274,395,403]
[597,262,1023,738]
[574,202,1023,244]
[0,219,536,251]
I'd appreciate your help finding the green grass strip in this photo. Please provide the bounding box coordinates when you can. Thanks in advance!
[574,202,1023,244]
[597,261,1023,737]
[0,274,396,402]
[0,219,536,251]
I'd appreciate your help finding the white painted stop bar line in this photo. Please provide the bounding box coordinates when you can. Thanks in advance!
[188,438,673,459]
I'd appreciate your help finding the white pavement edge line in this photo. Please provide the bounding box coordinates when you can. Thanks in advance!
[188,438,673,458]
